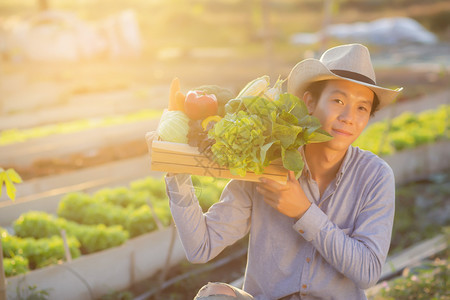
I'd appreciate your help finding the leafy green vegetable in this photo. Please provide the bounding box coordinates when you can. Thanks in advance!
[2,176,228,276]
[354,104,449,155]
[3,255,29,277]
[157,110,190,143]
[2,224,81,271]
[210,93,332,178]
[13,211,128,255]
[209,110,267,176]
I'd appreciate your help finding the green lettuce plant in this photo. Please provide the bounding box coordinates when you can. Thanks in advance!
[210,93,332,178]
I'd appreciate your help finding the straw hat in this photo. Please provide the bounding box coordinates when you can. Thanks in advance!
[287,44,402,110]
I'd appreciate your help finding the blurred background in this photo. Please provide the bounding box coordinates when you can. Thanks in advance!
[0,0,449,299]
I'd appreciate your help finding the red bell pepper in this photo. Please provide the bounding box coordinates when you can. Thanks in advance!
[184,90,218,120]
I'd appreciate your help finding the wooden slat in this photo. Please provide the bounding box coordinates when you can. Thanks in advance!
[379,234,447,280]
[152,147,284,171]
[151,140,202,155]
[151,140,288,183]
[365,234,447,298]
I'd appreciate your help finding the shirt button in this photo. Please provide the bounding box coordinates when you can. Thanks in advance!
[302,284,307,289]
[299,229,305,234]
[306,257,311,263]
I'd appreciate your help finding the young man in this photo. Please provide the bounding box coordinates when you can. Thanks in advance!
[147,44,402,299]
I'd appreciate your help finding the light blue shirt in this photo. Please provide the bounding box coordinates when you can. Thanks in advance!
[165,146,395,299]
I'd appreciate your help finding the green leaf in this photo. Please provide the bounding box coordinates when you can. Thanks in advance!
[260,141,276,164]
[307,128,334,143]
[6,168,22,183]
[224,98,242,114]
[276,93,309,120]
[0,171,5,198]
[4,176,16,201]
[275,93,296,111]
[293,134,307,149]
[290,98,309,120]
[278,110,298,125]
[265,139,282,163]
[272,123,303,148]
[209,110,266,176]
[242,96,277,116]
[281,147,304,173]
[299,115,321,131]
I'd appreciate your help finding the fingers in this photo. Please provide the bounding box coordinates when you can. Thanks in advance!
[259,177,290,192]
[145,131,158,144]
[288,170,296,182]
[255,185,279,208]
[145,131,158,152]
[256,184,278,199]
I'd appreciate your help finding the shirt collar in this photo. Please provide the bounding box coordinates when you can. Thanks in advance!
[300,146,311,179]
[300,146,354,183]
[336,146,353,184]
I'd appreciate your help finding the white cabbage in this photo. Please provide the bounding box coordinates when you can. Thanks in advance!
[157,110,190,143]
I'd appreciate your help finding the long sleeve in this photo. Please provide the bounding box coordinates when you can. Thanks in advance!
[165,175,253,264]
[293,163,395,289]
[160,147,396,299]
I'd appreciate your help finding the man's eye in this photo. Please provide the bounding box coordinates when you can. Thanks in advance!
[359,106,369,112]
[333,99,343,104]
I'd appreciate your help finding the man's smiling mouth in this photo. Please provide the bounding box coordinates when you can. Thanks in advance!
[332,128,353,136]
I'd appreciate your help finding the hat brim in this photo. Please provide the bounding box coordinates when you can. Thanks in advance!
[287,58,402,110]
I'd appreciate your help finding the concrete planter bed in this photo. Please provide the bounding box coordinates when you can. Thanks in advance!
[0,118,159,167]
[0,86,168,131]
[5,226,186,300]
[382,140,449,186]
[0,155,164,226]
[0,155,159,201]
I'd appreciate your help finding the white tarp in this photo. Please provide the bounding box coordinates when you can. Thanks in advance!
[291,17,438,46]
[0,10,141,62]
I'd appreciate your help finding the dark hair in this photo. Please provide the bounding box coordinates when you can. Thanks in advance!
[304,80,380,116]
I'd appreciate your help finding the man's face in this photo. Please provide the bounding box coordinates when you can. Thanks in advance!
[305,80,374,152]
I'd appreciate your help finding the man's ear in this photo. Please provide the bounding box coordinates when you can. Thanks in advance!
[303,91,316,114]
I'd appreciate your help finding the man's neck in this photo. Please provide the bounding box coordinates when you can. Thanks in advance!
[304,144,347,183]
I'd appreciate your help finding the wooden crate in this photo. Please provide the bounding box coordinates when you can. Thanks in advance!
[151,140,288,183]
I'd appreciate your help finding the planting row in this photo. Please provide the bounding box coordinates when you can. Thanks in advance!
[2,175,229,277]
[354,104,449,156]
[4,168,449,278]
[0,108,162,146]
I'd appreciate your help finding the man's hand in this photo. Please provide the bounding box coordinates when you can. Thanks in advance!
[145,131,159,155]
[256,171,311,219]
[145,131,178,177]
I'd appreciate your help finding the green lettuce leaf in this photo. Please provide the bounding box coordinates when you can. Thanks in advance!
[208,90,333,177]
[282,147,304,174]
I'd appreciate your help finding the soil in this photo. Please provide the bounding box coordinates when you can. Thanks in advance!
[6,139,148,181]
